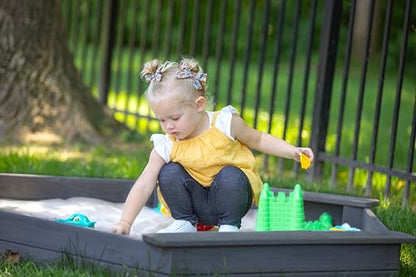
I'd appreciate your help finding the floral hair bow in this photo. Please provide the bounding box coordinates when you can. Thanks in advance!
[144,68,162,83]
[175,62,207,91]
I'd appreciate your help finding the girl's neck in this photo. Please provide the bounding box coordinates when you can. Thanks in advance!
[183,111,208,140]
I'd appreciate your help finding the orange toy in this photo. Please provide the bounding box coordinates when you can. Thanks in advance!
[300,153,311,170]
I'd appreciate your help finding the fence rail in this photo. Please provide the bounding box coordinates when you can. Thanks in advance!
[61,0,415,207]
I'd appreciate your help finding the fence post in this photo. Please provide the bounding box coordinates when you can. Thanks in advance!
[99,0,118,105]
[310,0,342,180]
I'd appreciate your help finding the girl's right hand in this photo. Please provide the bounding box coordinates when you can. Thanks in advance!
[111,220,131,235]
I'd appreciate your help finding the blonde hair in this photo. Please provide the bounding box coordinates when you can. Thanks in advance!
[141,58,208,105]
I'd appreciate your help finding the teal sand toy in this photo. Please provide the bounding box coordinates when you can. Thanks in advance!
[55,213,95,228]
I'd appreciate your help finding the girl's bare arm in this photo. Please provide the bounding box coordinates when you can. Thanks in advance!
[113,149,165,235]
[231,114,314,162]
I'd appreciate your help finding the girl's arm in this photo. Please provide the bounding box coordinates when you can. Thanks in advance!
[112,149,165,235]
[231,114,314,163]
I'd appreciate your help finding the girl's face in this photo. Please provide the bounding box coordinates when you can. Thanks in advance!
[150,92,207,140]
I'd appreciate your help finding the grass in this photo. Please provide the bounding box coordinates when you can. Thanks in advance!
[0,259,114,277]
[0,251,144,276]
[0,143,149,180]
[376,203,416,275]
[0,140,415,276]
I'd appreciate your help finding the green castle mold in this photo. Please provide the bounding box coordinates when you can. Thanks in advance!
[256,183,332,231]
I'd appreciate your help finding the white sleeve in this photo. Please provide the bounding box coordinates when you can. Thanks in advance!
[214,105,239,140]
[149,134,172,163]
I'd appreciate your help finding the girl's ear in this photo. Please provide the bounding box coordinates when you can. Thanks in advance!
[195,96,206,112]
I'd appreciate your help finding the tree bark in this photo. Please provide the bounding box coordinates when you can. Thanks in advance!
[0,0,124,142]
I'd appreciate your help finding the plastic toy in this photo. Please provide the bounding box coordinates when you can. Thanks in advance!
[304,212,333,230]
[330,223,361,232]
[152,203,163,214]
[300,153,311,169]
[153,203,217,231]
[153,201,170,216]
[196,223,217,232]
[255,183,332,231]
[55,213,95,228]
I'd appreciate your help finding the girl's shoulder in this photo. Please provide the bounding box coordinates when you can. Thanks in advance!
[219,105,239,116]
[210,105,239,121]
[212,105,239,140]
[150,134,173,163]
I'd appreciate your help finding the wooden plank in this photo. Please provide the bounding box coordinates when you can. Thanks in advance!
[0,238,401,277]
[303,201,343,226]
[0,173,132,202]
[0,173,378,207]
[274,187,379,208]
[0,240,64,263]
[158,271,399,277]
[0,240,161,276]
[0,210,161,271]
[161,244,402,275]
[0,173,158,207]
[361,208,390,232]
[143,230,415,248]
[342,206,363,229]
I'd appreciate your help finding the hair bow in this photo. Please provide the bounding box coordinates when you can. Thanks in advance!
[144,68,162,83]
[175,62,207,90]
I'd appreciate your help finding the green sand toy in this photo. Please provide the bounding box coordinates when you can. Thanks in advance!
[255,183,332,231]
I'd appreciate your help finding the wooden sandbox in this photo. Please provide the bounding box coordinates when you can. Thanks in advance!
[0,173,414,276]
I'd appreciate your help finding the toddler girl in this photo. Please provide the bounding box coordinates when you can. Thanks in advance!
[112,58,314,234]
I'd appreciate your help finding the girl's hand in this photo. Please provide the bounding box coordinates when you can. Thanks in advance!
[111,220,131,235]
[294,147,314,165]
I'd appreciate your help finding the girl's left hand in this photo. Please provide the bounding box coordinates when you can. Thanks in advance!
[294,147,314,164]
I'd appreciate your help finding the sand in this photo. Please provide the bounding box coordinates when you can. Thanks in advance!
[0,197,257,239]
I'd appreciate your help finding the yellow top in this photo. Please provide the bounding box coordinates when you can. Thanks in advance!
[168,112,263,204]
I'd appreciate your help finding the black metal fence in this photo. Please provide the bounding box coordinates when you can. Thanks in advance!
[61,0,415,207]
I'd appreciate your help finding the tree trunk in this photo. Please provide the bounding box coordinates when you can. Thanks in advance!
[0,0,124,142]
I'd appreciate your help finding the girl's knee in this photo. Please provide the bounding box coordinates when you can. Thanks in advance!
[158,162,186,185]
[217,165,243,177]
[216,166,249,187]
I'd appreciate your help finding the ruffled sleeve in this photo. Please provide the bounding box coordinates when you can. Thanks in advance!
[214,105,238,140]
[150,134,173,163]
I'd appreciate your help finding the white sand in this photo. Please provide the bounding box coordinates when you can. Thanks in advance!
[0,197,257,239]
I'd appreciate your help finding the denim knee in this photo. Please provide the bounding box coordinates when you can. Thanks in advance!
[158,162,186,189]
[215,166,248,185]
[215,166,252,194]
[157,162,200,223]
[212,166,252,226]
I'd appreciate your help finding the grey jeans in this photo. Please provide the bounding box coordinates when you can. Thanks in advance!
[158,162,252,227]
